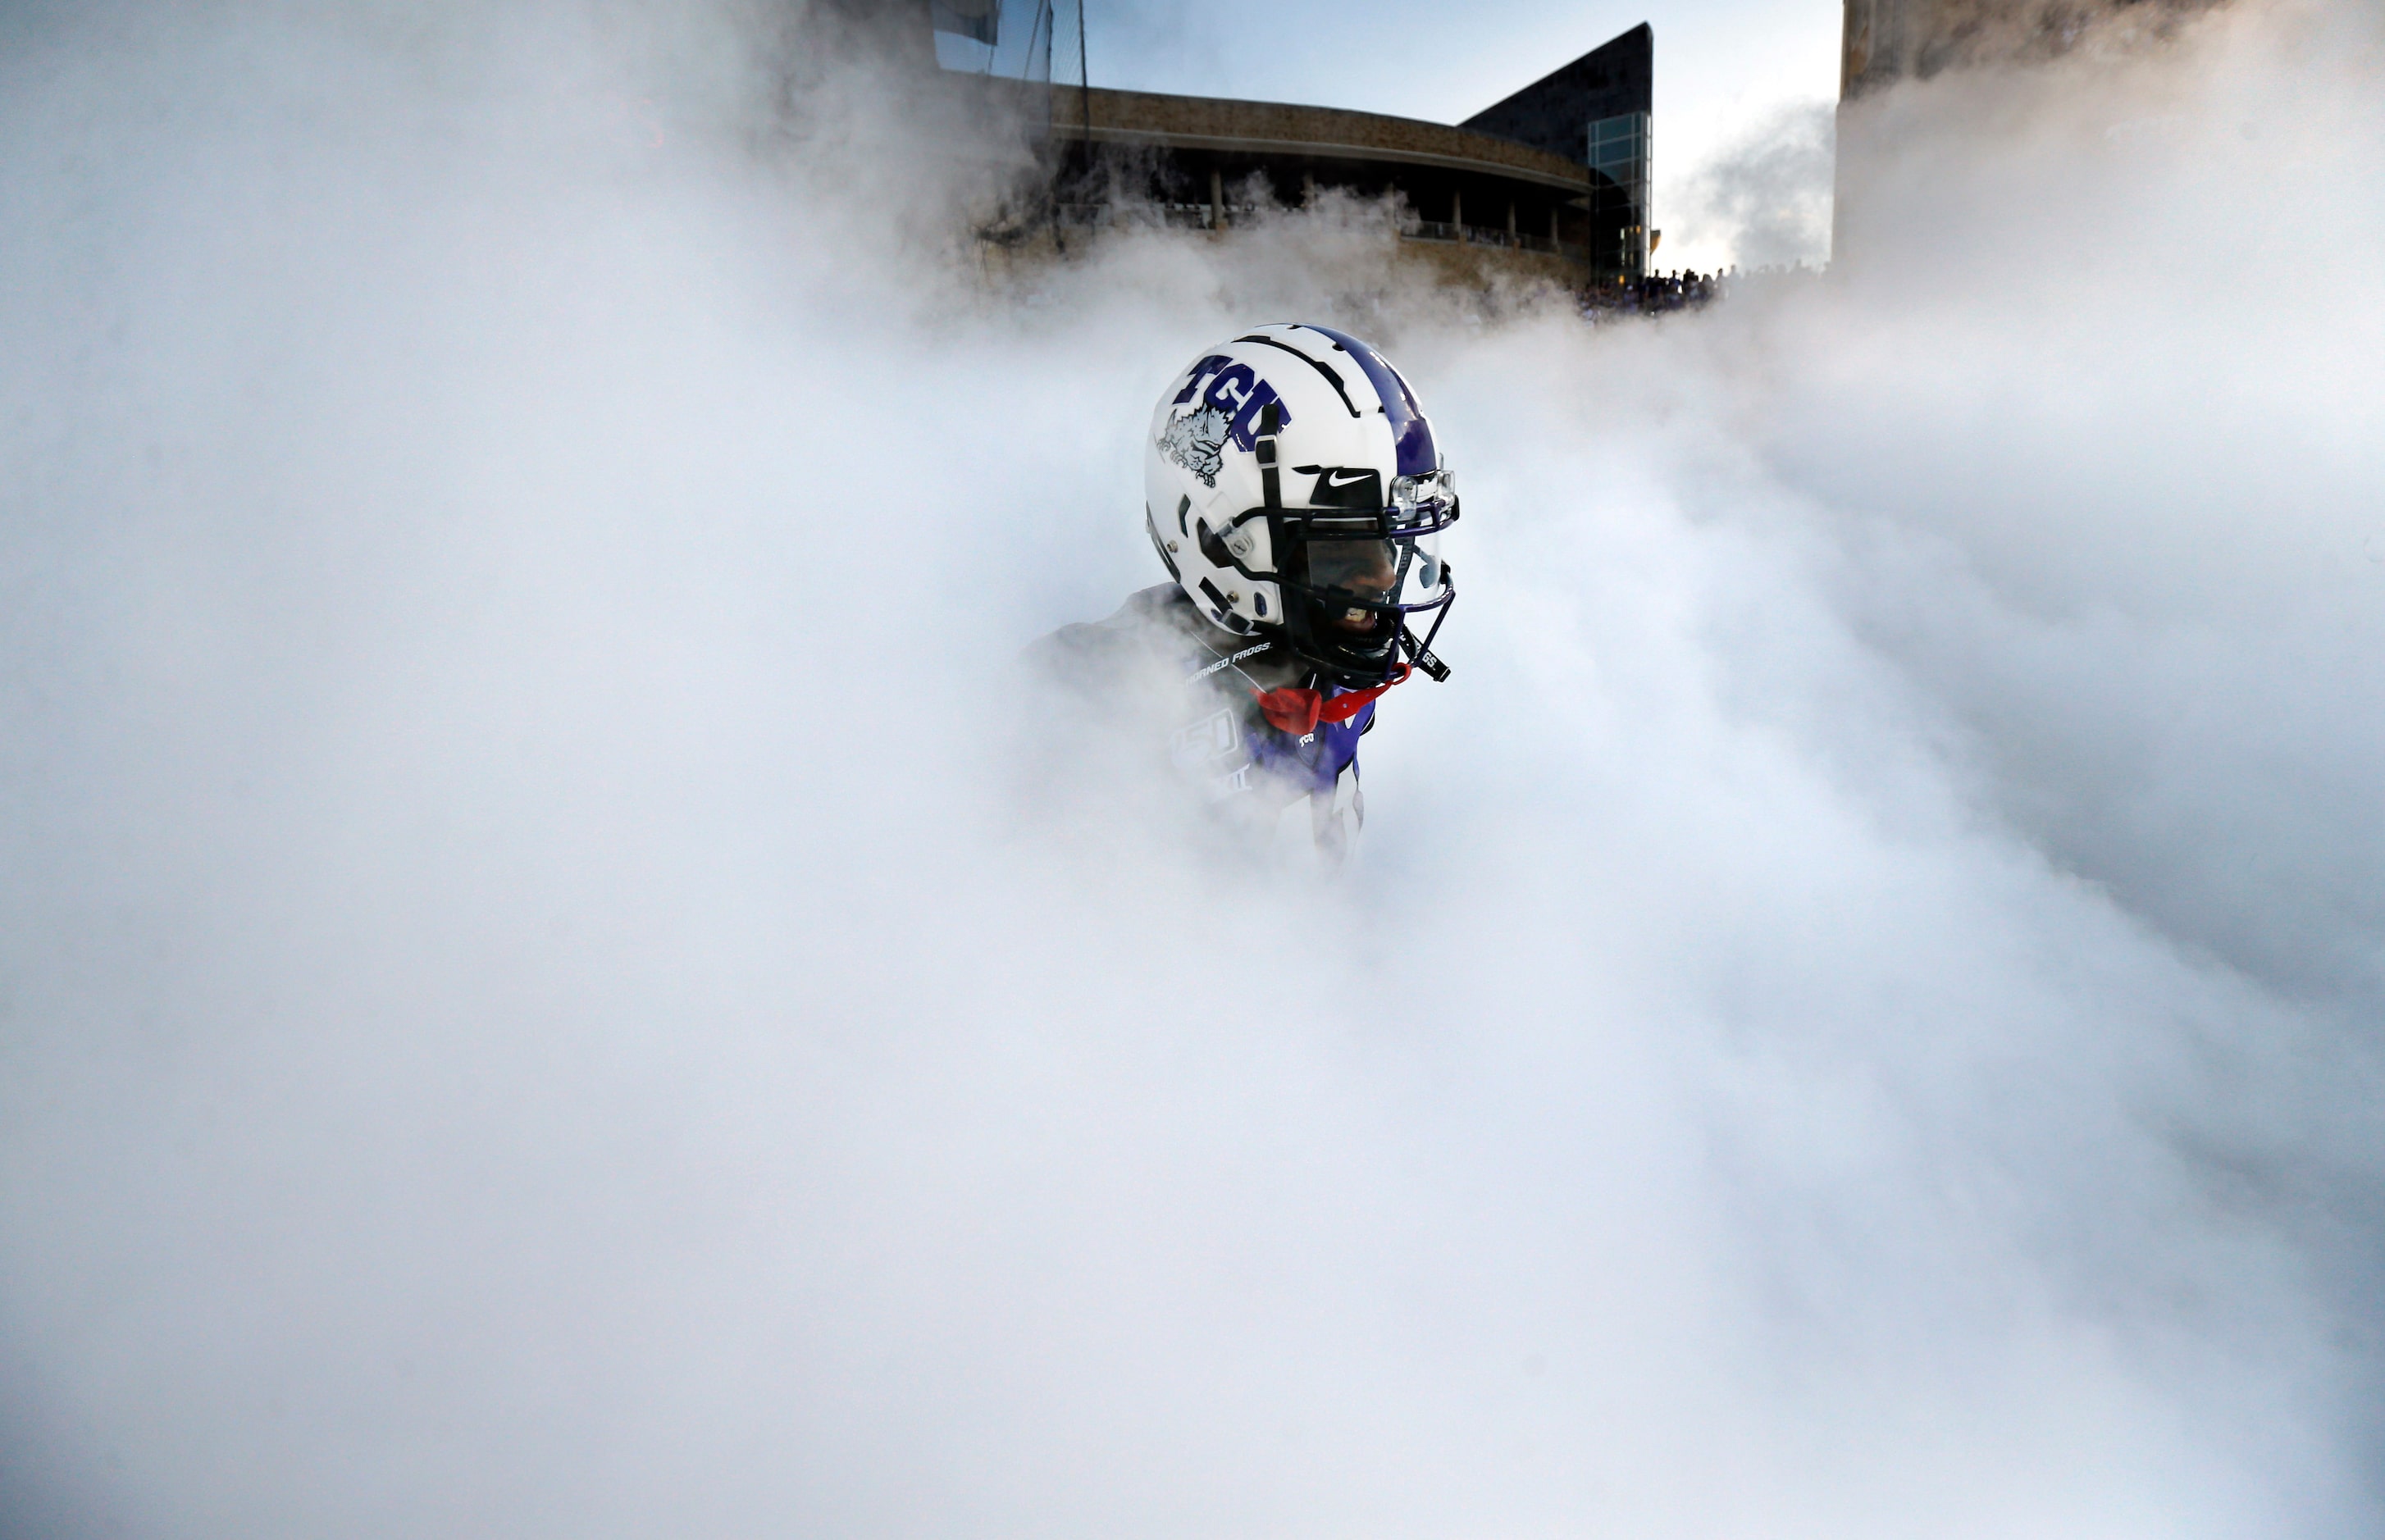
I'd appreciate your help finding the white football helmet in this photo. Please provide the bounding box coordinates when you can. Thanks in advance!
[1144,323,1457,689]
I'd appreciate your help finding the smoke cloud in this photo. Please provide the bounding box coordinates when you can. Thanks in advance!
[1667,98,1836,267]
[2,1,2381,1537]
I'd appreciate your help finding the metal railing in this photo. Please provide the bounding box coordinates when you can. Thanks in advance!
[1402,221,1562,256]
[1037,203,1572,257]
[1051,201,1261,230]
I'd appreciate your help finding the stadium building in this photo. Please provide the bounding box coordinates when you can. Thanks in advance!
[914,2,1657,285]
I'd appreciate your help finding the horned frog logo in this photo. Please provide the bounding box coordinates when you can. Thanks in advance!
[1157,403,1230,488]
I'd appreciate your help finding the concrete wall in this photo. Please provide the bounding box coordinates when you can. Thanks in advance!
[1033,84,1605,284]
[1841,0,2223,96]
[1053,86,1592,192]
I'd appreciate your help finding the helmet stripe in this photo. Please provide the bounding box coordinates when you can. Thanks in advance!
[1293,324,1438,476]
[1234,333,1361,417]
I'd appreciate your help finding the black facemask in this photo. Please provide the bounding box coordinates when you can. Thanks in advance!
[1278,530,1451,688]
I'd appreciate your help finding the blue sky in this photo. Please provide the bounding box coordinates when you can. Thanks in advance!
[1081,0,1840,129]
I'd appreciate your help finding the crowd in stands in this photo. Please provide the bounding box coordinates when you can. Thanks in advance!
[1638,269,1720,309]
[1581,262,1824,317]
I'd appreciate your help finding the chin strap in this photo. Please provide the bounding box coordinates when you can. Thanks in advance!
[1400,621,1452,682]
[1252,663,1412,736]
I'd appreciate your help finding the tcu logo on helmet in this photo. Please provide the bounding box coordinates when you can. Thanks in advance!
[1156,354,1294,489]
[1156,403,1229,487]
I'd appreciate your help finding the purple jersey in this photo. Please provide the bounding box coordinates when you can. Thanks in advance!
[1247,695,1374,795]
[1029,585,1373,858]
